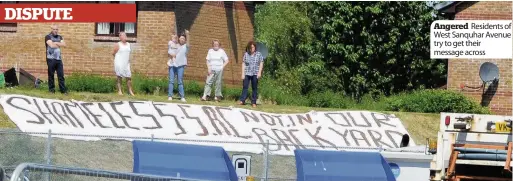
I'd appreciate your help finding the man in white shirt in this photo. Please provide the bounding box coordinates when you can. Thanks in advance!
[201,40,229,102]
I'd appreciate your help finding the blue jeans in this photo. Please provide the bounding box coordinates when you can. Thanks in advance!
[239,75,258,104]
[168,65,185,98]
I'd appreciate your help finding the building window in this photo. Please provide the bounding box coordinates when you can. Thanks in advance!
[0,1,17,32]
[94,1,137,37]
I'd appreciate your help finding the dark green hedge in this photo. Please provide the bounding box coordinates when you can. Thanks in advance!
[37,73,491,114]
[385,89,491,114]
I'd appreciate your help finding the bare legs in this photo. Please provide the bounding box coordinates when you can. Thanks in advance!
[117,77,123,95]
[117,76,135,96]
[127,78,135,96]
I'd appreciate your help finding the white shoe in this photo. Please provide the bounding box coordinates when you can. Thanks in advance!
[168,97,173,101]
[180,98,186,102]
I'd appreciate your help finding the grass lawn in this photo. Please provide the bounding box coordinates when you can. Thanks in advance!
[0,87,440,143]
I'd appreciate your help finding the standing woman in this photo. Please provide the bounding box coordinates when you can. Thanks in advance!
[201,40,229,102]
[168,30,190,102]
[238,41,264,108]
[113,32,135,96]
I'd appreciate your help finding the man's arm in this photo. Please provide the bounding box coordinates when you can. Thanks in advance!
[45,35,58,48]
[54,36,66,47]
[55,42,66,47]
[46,40,58,48]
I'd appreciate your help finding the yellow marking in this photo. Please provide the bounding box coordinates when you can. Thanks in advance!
[495,121,512,133]
[428,138,437,151]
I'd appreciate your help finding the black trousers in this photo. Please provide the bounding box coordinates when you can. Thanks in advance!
[239,75,258,104]
[47,58,67,93]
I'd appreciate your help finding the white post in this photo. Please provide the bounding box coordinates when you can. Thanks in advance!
[264,140,269,181]
[45,129,52,181]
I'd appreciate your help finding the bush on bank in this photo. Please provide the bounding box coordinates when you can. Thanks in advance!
[37,73,491,114]
[385,89,491,114]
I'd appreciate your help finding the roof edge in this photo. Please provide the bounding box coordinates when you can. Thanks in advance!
[435,1,463,14]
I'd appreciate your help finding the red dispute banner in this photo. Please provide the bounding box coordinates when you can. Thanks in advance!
[0,4,136,22]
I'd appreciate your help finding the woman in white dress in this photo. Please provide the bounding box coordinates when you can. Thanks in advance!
[112,32,135,96]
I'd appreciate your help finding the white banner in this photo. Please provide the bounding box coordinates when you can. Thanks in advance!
[0,94,415,155]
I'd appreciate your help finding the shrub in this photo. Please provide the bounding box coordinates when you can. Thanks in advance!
[223,86,242,101]
[63,73,234,98]
[385,89,491,114]
[257,78,308,106]
[66,73,115,93]
[274,91,309,106]
[307,91,349,109]
[258,78,279,102]
[274,68,303,95]
[352,94,388,111]
[296,61,343,95]
[132,74,168,95]
[58,73,491,115]
[184,81,203,97]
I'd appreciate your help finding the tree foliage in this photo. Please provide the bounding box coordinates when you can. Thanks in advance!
[255,1,447,100]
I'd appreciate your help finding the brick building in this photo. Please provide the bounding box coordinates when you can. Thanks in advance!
[438,1,512,115]
[0,1,257,85]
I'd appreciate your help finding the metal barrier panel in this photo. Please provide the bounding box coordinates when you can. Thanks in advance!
[8,163,210,181]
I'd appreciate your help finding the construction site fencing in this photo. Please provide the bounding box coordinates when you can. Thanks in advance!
[8,162,213,181]
[0,128,385,181]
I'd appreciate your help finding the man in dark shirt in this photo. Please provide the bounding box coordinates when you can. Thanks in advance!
[45,25,67,94]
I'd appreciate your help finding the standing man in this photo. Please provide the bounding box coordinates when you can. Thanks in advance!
[45,25,67,94]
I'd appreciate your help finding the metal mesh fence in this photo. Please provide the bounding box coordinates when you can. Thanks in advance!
[0,131,47,167]
[0,128,406,181]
